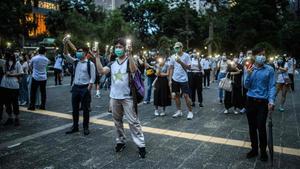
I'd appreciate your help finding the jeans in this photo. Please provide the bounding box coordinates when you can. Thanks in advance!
[218,72,226,100]
[29,78,47,108]
[19,74,29,103]
[145,76,155,102]
[71,85,91,129]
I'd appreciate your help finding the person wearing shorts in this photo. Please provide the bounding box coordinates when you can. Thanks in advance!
[169,42,193,120]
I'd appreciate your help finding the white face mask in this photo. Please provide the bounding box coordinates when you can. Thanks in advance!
[8,61,13,66]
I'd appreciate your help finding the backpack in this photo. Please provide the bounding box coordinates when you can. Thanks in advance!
[126,59,145,107]
[73,60,91,79]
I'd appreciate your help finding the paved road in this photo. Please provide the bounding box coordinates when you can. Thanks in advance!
[0,74,299,169]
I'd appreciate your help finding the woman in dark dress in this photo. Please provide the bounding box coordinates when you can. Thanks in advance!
[224,58,243,114]
[153,56,171,116]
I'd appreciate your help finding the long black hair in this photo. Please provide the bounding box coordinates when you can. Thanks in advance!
[5,52,16,72]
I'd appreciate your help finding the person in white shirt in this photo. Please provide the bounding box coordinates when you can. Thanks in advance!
[1,52,23,126]
[275,57,290,112]
[19,54,30,106]
[95,38,146,158]
[287,55,296,91]
[217,55,228,103]
[169,42,193,120]
[53,53,64,85]
[28,46,49,111]
[188,53,204,107]
[63,37,96,136]
[202,56,211,88]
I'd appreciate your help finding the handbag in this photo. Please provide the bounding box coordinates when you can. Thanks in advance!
[218,73,232,92]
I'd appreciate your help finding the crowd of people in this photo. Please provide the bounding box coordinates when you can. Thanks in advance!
[0,35,298,160]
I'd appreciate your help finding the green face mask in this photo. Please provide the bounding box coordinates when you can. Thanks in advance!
[114,48,125,57]
[174,48,180,53]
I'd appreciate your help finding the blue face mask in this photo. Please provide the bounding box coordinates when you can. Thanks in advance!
[255,55,266,65]
[76,52,84,60]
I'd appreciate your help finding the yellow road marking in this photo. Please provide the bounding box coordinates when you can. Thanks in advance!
[20,107,300,157]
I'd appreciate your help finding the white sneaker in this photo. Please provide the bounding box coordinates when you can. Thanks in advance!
[224,109,229,114]
[187,112,193,120]
[160,111,166,116]
[240,108,246,113]
[172,110,183,118]
[154,110,159,116]
[234,110,239,115]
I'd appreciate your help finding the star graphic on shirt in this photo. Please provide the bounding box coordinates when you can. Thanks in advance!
[114,69,124,82]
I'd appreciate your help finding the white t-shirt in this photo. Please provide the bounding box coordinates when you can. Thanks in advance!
[109,58,131,99]
[190,57,203,72]
[169,52,191,82]
[30,54,49,81]
[202,59,211,70]
[22,61,29,75]
[287,58,296,74]
[276,62,289,83]
[218,60,228,73]
[0,61,23,89]
[54,56,64,70]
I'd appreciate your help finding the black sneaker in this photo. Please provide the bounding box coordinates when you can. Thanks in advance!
[65,127,79,134]
[199,103,204,107]
[83,128,90,136]
[260,151,268,162]
[191,102,195,107]
[4,118,14,126]
[39,105,46,110]
[138,147,146,158]
[115,143,126,152]
[14,118,20,126]
[27,106,35,111]
[246,150,258,159]
[219,100,223,104]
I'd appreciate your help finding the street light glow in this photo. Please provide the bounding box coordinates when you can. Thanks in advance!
[7,42,11,48]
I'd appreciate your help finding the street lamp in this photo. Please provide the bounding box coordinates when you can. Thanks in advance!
[204,46,207,50]
[7,42,11,48]
[86,42,90,48]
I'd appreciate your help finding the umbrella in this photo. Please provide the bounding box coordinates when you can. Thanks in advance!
[268,115,274,166]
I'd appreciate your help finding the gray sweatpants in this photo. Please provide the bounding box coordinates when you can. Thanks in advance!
[111,98,145,148]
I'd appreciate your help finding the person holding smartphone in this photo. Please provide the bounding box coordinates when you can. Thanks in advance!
[63,36,96,136]
[244,48,276,162]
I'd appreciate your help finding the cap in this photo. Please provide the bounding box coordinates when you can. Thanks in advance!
[174,42,183,48]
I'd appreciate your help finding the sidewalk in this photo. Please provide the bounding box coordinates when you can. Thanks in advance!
[0,73,299,169]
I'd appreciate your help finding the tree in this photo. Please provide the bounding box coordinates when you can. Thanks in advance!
[0,0,37,47]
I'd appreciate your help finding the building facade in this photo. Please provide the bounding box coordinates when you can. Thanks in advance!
[94,0,125,10]
[27,0,59,37]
